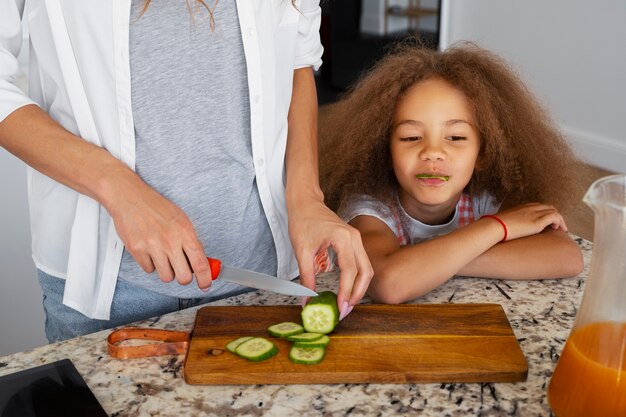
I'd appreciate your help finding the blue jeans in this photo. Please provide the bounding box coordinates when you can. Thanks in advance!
[38,270,215,343]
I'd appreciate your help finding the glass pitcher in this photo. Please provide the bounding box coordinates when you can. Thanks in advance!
[547,175,626,417]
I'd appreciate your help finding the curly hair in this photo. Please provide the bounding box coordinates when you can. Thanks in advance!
[320,40,588,216]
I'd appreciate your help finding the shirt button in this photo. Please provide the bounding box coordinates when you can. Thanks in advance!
[247,27,254,37]
[271,216,278,224]
[257,158,264,166]
[253,95,260,104]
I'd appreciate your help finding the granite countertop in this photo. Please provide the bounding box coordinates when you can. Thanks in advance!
[0,236,592,416]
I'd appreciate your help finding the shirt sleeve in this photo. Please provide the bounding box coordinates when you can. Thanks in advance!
[338,194,400,236]
[472,191,502,218]
[293,0,324,71]
[0,0,36,122]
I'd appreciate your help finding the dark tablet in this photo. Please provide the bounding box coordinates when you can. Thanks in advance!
[0,359,107,417]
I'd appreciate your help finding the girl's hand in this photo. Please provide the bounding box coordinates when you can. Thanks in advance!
[495,203,568,241]
[288,200,373,318]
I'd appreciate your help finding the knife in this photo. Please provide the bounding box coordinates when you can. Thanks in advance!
[206,257,318,297]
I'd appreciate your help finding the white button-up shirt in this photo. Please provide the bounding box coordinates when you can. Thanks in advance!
[0,0,323,319]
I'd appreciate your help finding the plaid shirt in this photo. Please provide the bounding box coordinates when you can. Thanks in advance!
[391,193,476,246]
[315,193,479,272]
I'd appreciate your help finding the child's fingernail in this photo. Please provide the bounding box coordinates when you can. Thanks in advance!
[301,297,308,308]
[339,301,352,321]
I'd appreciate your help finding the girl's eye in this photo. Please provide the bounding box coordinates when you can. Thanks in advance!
[400,136,421,142]
[447,135,466,141]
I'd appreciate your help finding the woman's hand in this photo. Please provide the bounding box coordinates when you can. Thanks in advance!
[495,203,568,241]
[0,105,213,291]
[284,67,372,318]
[288,199,373,319]
[102,169,213,291]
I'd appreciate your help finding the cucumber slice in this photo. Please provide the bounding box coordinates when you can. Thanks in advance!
[234,337,278,362]
[416,173,449,181]
[301,291,339,334]
[289,346,326,365]
[294,335,330,348]
[225,336,254,353]
[267,322,304,338]
[287,332,323,342]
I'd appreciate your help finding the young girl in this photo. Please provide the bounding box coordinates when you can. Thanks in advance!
[320,41,587,304]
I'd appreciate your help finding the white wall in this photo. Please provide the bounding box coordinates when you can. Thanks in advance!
[0,29,47,356]
[440,0,626,174]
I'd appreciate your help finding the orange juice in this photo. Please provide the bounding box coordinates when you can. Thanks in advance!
[548,322,626,417]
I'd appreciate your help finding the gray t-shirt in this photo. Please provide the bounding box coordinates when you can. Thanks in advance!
[118,0,277,298]
[340,192,501,245]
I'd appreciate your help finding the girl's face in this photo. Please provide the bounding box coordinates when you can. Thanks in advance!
[390,77,480,224]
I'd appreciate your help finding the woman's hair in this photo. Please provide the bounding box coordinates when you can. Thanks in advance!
[141,0,297,31]
[141,0,219,29]
[320,40,588,215]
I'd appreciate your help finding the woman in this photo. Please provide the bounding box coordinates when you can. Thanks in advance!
[0,0,372,341]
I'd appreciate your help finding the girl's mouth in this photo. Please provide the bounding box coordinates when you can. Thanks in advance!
[416,173,450,181]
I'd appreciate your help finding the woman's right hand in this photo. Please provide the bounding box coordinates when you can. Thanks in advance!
[103,169,213,290]
[494,203,568,241]
[1,105,212,290]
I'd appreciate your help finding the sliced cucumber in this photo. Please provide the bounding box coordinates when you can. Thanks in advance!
[294,335,331,348]
[287,332,323,342]
[301,291,339,334]
[225,336,254,353]
[234,337,278,362]
[267,322,304,338]
[289,346,326,365]
[416,173,449,181]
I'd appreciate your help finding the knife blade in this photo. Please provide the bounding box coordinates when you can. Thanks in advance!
[206,257,318,297]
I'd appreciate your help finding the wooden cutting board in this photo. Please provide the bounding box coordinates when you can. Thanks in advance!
[183,304,527,385]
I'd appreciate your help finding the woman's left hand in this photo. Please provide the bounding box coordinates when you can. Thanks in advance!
[284,67,372,319]
[288,200,373,320]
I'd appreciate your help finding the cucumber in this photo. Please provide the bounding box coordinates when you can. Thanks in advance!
[289,346,326,365]
[301,291,339,334]
[294,335,331,348]
[267,322,304,338]
[416,173,449,181]
[287,332,323,342]
[225,336,254,353]
[234,337,278,362]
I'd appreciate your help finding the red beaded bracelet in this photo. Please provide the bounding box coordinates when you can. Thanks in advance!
[481,214,508,242]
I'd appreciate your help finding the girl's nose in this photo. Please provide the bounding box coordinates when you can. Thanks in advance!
[419,142,446,161]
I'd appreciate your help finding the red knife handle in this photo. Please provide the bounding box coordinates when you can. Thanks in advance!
[207,257,222,280]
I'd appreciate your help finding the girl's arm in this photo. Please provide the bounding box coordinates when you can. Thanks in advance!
[353,203,583,304]
[352,214,504,304]
[460,202,584,279]
[458,228,583,279]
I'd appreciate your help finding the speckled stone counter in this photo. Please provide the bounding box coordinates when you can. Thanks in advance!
[0,237,592,416]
